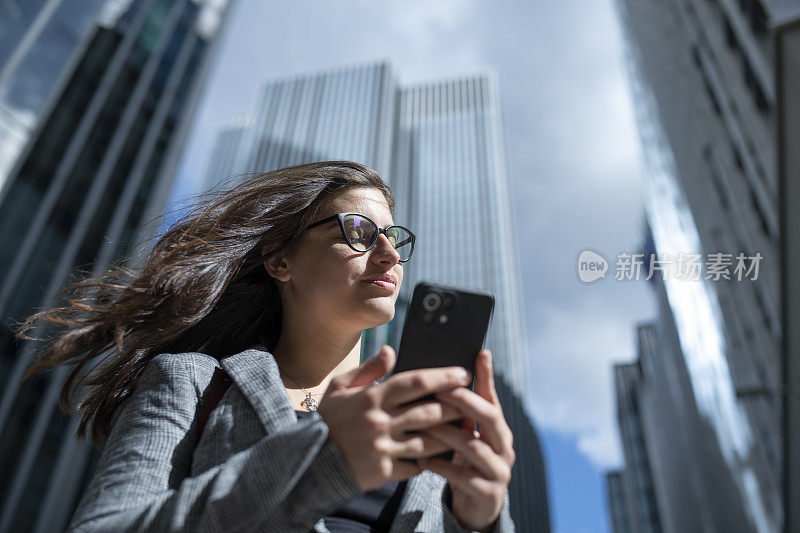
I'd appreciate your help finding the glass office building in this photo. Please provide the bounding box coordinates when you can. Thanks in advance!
[0,0,105,190]
[203,61,396,193]
[392,73,547,533]
[608,0,800,530]
[606,312,755,533]
[0,1,233,531]
[606,470,635,533]
[202,60,550,532]
[203,113,252,189]
[392,74,528,397]
[608,356,662,533]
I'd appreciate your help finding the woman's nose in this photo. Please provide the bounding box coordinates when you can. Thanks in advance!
[372,233,401,263]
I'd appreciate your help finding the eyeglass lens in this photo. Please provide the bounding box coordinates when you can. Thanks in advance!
[343,214,413,260]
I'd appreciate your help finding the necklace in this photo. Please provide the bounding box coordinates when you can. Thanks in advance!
[279,367,324,412]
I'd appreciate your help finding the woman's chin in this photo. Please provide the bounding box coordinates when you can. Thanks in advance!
[358,300,396,327]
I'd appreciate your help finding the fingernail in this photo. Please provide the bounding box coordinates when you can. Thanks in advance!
[458,368,469,380]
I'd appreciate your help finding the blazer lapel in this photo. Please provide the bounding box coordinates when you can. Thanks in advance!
[389,470,446,532]
[219,344,296,434]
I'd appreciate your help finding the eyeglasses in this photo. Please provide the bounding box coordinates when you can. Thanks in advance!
[305,213,415,262]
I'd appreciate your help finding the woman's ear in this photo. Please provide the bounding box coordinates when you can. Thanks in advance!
[262,245,291,283]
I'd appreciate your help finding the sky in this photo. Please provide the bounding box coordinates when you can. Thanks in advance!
[171,1,659,531]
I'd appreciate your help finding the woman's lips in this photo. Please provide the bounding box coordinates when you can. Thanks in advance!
[362,279,395,291]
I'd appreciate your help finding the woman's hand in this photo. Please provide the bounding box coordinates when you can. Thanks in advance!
[317,345,471,492]
[418,350,515,532]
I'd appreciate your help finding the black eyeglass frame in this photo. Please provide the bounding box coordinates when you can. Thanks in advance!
[305,213,416,262]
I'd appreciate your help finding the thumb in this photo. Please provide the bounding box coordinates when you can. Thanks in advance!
[339,345,395,389]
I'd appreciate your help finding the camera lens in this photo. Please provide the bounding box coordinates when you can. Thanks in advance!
[422,292,441,312]
[442,292,455,309]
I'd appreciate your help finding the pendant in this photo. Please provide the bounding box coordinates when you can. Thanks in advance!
[301,394,319,412]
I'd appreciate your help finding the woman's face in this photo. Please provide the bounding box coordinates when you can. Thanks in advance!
[269,186,405,332]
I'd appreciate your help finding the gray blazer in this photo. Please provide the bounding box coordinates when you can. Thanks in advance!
[66,345,515,532]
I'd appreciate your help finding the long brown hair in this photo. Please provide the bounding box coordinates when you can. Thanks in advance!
[14,160,395,447]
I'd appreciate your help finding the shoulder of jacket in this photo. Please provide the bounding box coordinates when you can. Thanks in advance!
[150,351,219,371]
[146,351,221,388]
[143,352,224,405]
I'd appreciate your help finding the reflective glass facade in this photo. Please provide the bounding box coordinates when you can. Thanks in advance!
[606,470,635,533]
[611,0,785,530]
[612,359,662,533]
[0,0,105,189]
[393,73,545,533]
[0,1,233,530]
[392,75,529,398]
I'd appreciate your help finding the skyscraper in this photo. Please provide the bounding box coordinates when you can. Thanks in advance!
[392,73,547,533]
[0,1,234,531]
[203,61,396,193]
[0,0,105,189]
[201,60,551,532]
[203,112,253,190]
[609,0,800,530]
[608,356,662,533]
[606,470,635,533]
[606,311,753,533]
[392,74,529,398]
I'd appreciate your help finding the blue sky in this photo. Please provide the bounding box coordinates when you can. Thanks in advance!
[172,1,658,531]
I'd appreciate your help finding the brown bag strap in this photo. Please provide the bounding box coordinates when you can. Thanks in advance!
[197,366,232,443]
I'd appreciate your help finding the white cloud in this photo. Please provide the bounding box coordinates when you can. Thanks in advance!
[526,300,649,470]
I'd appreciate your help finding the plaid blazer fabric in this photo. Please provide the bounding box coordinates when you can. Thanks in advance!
[66,345,515,532]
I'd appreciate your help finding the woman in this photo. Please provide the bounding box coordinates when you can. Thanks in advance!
[17,161,515,532]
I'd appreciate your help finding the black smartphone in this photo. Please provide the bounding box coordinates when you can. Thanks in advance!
[391,281,495,462]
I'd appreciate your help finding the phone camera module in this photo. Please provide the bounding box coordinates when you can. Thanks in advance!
[422,292,442,312]
[442,292,456,309]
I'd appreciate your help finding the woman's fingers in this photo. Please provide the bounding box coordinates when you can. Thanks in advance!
[390,431,454,459]
[422,423,509,481]
[387,400,464,434]
[389,457,425,482]
[474,350,501,406]
[420,459,498,500]
[432,350,513,460]
[376,366,472,408]
[434,388,513,459]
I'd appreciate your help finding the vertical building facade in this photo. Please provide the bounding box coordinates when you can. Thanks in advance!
[391,74,547,532]
[0,0,106,189]
[606,470,635,533]
[201,61,550,532]
[0,1,233,531]
[607,311,755,533]
[610,357,662,533]
[392,74,529,398]
[610,0,800,530]
[203,61,396,193]
[202,113,252,190]
[776,14,800,532]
